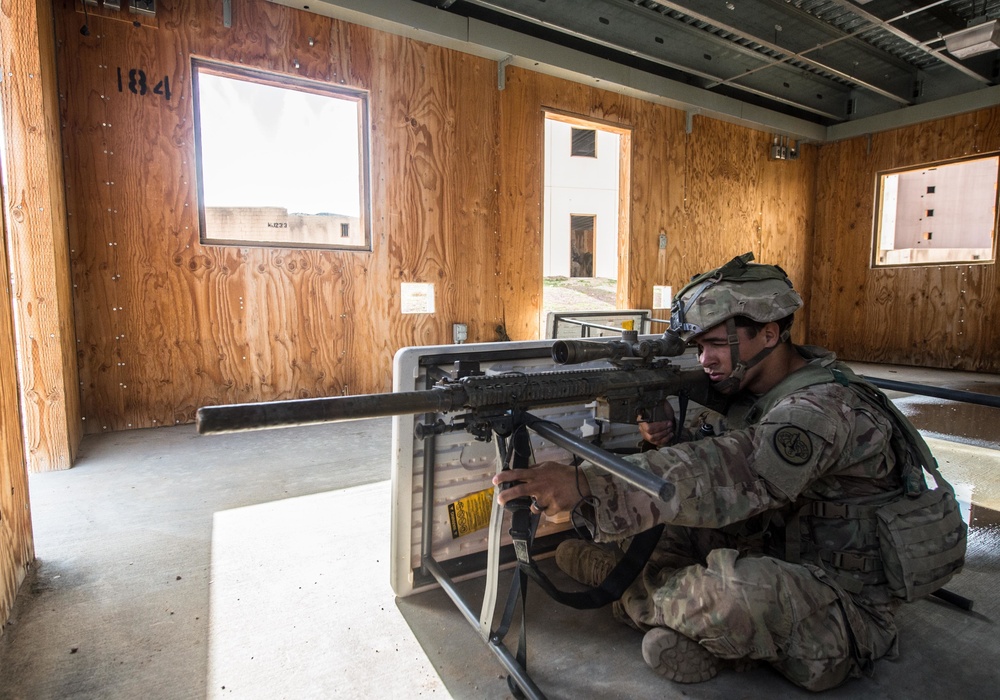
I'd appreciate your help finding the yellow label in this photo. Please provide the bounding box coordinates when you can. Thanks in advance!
[447,487,494,539]
[621,320,634,331]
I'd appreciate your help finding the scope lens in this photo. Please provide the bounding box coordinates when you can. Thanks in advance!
[552,341,571,364]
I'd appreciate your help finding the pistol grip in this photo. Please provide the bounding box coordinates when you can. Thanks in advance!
[640,403,669,424]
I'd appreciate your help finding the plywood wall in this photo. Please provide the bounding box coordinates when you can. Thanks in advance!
[53,0,817,434]
[0,0,80,473]
[812,107,1000,371]
[498,72,817,342]
[0,174,34,632]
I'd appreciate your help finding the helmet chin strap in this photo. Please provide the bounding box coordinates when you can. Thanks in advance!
[712,318,790,394]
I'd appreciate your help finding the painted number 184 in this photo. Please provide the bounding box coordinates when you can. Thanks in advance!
[117,68,171,101]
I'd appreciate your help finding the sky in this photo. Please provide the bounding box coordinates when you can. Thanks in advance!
[197,71,363,217]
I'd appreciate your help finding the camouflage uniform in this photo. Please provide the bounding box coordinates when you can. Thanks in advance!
[582,346,902,691]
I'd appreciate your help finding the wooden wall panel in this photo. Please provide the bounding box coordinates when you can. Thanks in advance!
[55,0,506,432]
[0,152,33,630]
[497,73,817,341]
[627,105,684,318]
[1,0,80,470]
[54,0,818,434]
[812,105,1000,371]
[497,68,544,340]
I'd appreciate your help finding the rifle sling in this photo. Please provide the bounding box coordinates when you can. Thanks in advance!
[507,503,664,609]
[494,505,663,696]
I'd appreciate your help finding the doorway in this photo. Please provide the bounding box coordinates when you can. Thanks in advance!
[570,214,596,278]
[541,113,631,336]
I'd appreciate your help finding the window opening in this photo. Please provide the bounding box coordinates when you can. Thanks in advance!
[874,154,998,266]
[570,128,597,158]
[192,58,371,250]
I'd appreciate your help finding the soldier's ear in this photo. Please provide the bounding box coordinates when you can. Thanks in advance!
[762,321,781,347]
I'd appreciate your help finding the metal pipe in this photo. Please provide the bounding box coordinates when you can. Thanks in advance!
[422,556,547,700]
[525,413,675,502]
[862,376,1000,410]
[420,371,439,576]
[556,318,633,334]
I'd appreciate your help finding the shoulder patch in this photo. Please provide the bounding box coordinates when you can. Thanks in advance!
[773,426,813,465]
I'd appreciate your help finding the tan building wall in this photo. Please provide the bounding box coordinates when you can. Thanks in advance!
[205,207,365,248]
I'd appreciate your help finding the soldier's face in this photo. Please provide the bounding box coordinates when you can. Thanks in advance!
[694,324,762,385]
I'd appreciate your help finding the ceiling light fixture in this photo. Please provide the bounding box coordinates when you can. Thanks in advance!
[943,18,1000,60]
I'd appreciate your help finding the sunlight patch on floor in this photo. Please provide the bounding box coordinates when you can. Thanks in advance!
[207,481,445,698]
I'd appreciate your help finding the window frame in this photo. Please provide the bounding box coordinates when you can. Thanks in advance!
[570,127,597,158]
[871,152,999,268]
[191,57,373,252]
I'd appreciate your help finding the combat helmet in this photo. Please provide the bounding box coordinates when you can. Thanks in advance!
[665,252,802,392]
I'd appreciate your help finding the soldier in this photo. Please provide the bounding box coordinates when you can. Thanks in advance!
[494,253,965,691]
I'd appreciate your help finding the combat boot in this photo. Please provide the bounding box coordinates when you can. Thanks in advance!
[554,538,618,586]
[641,627,722,683]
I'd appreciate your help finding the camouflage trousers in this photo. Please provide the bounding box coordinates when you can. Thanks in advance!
[611,526,898,691]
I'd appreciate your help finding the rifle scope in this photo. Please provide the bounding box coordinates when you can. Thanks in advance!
[551,338,629,365]
[552,333,688,366]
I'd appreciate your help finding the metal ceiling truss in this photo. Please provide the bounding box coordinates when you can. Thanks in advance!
[274,0,1000,137]
[450,0,999,123]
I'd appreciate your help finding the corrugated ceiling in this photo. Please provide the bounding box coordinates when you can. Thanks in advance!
[420,0,999,125]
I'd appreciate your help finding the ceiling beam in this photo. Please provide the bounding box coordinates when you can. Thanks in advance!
[268,0,827,138]
[623,0,912,105]
[463,0,852,119]
[822,0,993,84]
[826,82,1000,141]
[268,0,998,142]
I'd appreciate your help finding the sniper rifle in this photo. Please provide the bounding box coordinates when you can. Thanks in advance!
[196,332,718,501]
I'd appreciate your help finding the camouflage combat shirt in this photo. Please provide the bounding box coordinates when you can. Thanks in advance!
[582,346,904,602]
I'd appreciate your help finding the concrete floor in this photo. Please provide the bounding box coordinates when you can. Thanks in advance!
[1,362,999,699]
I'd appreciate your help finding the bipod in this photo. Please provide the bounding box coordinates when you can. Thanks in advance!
[418,409,675,699]
[490,413,666,699]
[491,413,539,699]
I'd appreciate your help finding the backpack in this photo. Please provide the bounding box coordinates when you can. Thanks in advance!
[751,354,967,601]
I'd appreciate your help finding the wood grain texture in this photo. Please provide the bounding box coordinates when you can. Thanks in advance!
[53,0,824,433]
[56,0,508,431]
[0,108,34,632]
[813,105,1000,371]
[498,73,817,342]
[1,0,80,469]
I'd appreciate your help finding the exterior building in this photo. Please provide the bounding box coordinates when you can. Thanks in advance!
[543,120,621,279]
[204,207,365,248]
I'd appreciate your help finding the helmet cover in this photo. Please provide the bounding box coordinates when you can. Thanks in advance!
[670,253,802,341]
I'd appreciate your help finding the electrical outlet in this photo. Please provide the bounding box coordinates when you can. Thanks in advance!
[658,232,667,250]
[130,0,155,16]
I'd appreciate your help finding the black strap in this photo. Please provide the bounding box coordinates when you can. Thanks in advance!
[492,419,537,699]
[508,503,665,609]
[492,414,665,696]
[497,504,663,698]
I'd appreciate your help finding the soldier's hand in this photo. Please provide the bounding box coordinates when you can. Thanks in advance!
[638,401,676,446]
[493,461,591,515]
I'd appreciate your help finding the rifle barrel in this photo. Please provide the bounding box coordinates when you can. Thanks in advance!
[196,388,460,434]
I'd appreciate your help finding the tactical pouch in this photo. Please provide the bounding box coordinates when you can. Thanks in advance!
[876,487,967,602]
